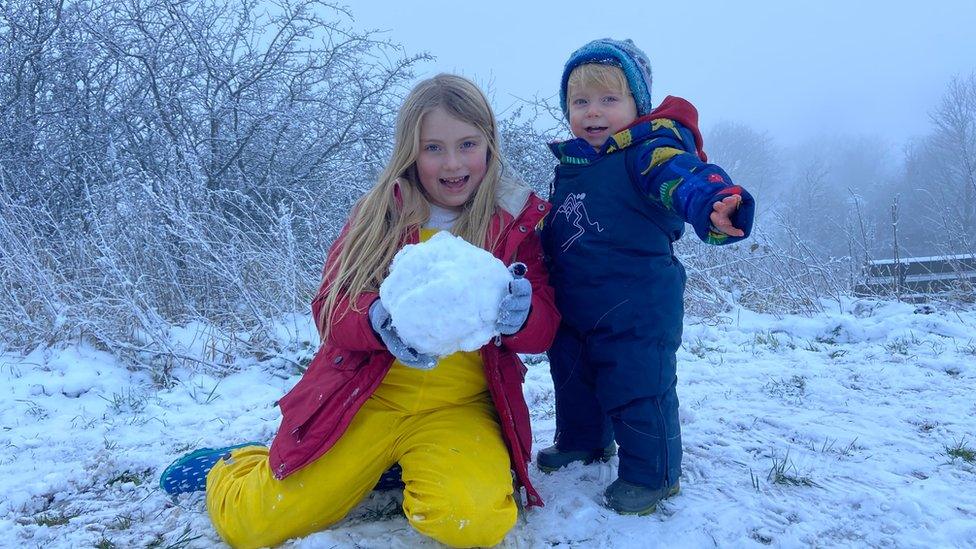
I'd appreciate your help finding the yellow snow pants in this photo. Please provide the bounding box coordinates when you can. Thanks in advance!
[206,349,517,548]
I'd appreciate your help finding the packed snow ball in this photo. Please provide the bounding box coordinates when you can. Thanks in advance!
[380,232,514,356]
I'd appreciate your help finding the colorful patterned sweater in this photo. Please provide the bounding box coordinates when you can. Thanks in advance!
[549,95,754,245]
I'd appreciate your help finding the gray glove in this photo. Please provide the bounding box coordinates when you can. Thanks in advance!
[496,262,531,336]
[368,299,438,370]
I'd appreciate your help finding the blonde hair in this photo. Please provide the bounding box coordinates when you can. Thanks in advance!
[567,64,631,97]
[317,74,505,341]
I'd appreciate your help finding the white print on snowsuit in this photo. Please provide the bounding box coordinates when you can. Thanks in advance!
[554,192,603,252]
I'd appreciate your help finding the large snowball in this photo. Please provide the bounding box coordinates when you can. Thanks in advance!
[380,231,512,356]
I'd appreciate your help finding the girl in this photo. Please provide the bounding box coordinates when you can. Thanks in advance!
[160,74,559,548]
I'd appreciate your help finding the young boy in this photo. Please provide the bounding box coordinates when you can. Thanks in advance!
[539,38,755,515]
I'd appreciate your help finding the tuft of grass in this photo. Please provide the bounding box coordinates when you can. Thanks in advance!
[16,399,48,420]
[150,364,178,390]
[34,511,77,526]
[815,325,844,345]
[810,437,837,454]
[146,525,202,549]
[924,339,947,356]
[958,340,976,356]
[806,437,862,457]
[946,438,976,463]
[106,468,152,487]
[95,538,116,549]
[883,332,922,356]
[685,337,723,359]
[99,388,147,414]
[838,438,863,457]
[763,375,808,403]
[752,330,783,352]
[768,450,817,487]
[187,379,221,405]
[112,514,133,531]
[749,468,761,492]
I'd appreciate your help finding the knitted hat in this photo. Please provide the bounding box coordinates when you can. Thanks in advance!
[559,38,653,118]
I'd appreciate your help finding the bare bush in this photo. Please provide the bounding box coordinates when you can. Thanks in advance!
[680,226,850,318]
[0,0,426,361]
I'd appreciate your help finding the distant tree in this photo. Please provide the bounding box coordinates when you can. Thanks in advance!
[704,121,781,209]
[930,72,976,235]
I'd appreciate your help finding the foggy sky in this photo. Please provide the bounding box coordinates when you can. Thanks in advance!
[352,0,976,151]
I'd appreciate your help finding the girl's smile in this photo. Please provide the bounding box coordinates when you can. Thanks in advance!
[440,175,470,189]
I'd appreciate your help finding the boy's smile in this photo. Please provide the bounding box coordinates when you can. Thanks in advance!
[568,84,638,150]
[583,124,610,138]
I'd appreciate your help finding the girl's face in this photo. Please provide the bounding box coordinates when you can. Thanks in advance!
[415,107,489,211]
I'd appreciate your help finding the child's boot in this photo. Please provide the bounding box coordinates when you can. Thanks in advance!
[160,442,264,496]
[604,478,680,515]
[536,441,616,473]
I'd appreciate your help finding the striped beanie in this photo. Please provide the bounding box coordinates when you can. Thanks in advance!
[559,38,653,118]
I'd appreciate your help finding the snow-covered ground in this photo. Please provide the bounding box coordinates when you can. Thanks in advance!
[2,299,975,548]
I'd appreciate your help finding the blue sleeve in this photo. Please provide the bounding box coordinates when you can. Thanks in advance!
[630,125,755,245]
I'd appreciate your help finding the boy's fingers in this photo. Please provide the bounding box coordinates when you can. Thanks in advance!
[718,223,744,237]
[714,198,736,212]
[713,195,741,214]
[711,213,745,237]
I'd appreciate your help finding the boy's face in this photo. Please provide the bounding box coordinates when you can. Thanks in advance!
[567,78,638,150]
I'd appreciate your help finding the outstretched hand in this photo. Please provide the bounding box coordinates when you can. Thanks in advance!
[709,194,745,237]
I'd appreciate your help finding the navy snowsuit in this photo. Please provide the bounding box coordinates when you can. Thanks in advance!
[541,96,755,490]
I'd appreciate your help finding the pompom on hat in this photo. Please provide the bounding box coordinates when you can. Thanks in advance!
[559,38,653,118]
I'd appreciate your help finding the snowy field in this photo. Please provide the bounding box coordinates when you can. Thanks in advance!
[2,298,975,548]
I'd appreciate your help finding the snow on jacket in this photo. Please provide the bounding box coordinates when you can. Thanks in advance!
[268,178,559,508]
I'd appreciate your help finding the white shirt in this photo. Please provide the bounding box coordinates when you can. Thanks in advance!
[425,204,458,231]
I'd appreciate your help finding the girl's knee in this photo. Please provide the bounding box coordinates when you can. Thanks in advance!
[406,482,517,547]
[205,449,349,549]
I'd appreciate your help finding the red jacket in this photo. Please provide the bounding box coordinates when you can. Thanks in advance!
[268,189,559,507]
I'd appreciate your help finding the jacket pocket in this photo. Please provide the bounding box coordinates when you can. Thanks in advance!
[329,349,367,371]
[278,348,367,441]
